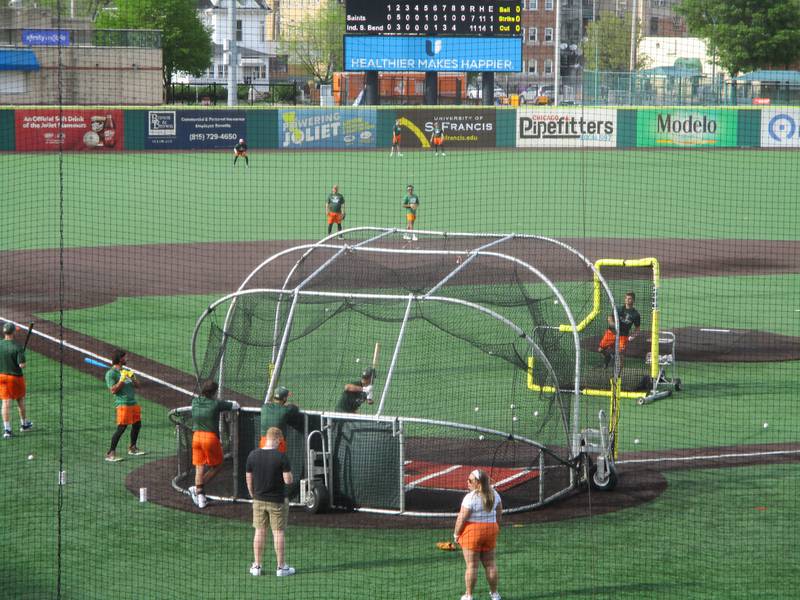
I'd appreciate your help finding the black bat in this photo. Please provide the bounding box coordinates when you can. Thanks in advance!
[22,322,34,352]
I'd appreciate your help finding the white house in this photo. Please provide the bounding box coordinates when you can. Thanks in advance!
[178,0,278,86]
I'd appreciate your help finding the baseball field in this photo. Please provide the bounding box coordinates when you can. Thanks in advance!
[2,144,799,599]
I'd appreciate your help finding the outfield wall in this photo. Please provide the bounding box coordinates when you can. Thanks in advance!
[1,106,799,151]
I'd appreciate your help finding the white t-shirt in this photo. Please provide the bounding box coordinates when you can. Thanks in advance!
[461,489,501,523]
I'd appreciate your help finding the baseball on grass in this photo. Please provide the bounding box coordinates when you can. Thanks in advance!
[634,438,640,445]
[478,435,485,441]
[474,406,480,412]
[509,404,516,410]
[763,422,769,429]
[27,454,34,460]
[355,358,360,363]
[533,410,539,417]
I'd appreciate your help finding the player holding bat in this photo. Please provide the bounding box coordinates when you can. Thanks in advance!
[336,343,379,413]
[1,322,33,439]
[104,349,145,462]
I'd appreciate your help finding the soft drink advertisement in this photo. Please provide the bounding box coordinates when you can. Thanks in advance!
[15,109,124,151]
[144,110,246,149]
[278,109,377,149]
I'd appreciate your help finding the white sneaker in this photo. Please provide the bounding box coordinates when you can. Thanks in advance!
[411,235,418,241]
[276,565,296,577]
[402,234,411,240]
[249,563,262,577]
[460,595,472,600]
[189,486,199,506]
[20,421,33,432]
[398,153,403,156]
[197,493,207,509]
[3,429,12,439]
[490,593,502,600]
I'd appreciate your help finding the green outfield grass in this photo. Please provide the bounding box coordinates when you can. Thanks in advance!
[2,149,799,251]
[2,355,798,599]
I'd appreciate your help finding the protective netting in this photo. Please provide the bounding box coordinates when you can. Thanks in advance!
[3,2,800,598]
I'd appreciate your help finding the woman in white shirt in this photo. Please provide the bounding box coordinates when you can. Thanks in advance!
[453,469,502,600]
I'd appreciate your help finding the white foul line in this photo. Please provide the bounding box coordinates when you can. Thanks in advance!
[618,448,800,466]
[699,328,732,333]
[493,468,537,488]
[2,317,194,398]
[405,463,462,489]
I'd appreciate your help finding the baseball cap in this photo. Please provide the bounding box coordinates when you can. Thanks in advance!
[238,138,244,143]
[361,367,376,380]
[273,386,291,400]
[407,184,414,189]
[2,322,15,334]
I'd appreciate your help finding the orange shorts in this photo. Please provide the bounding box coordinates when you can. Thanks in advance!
[599,329,629,352]
[327,212,343,225]
[458,522,499,552]
[432,136,443,146]
[259,435,287,453]
[406,213,416,223]
[392,134,401,145]
[0,374,25,401]
[235,150,247,157]
[116,404,141,426]
[192,430,223,467]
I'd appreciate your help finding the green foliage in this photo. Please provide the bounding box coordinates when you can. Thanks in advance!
[96,0,212,89]
[676,0,800,75]
[280,0,345,84]
[583,11,648,71]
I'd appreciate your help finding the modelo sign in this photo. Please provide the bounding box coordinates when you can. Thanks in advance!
[516,108,616,148]
[637,109,737,147]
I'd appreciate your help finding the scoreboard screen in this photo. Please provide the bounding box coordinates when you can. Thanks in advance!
[345,1,523,37]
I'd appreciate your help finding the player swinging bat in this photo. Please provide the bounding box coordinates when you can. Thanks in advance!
[335,342,379,413]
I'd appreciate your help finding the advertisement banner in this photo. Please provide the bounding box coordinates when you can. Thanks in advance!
[395,110,496,148]
[516,108,617,148]
[760,110,800,148]
[344,36,521,72]
[144,110,245,149]
[15,109,124,151]
[278,109,377,149]
[22,29,70,46]
[636,109,738,147]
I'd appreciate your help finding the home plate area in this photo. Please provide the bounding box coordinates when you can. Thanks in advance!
[404,460,540,493]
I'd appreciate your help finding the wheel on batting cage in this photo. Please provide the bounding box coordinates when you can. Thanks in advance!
[588,461,618,492]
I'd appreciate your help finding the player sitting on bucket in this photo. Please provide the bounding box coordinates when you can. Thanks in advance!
[598,291,641,368]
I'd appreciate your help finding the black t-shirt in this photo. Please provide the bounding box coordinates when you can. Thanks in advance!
[608,305,641,336]
[245,448,291,502]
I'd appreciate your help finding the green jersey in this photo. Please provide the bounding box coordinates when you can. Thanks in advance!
[403,194,419,215]
[260,402,301,436]
[105,367,136,407]
[337,381,366,413]
[0,339,24,376]
[393,124,402,136]
[327,193,345,214]
[191,395,234,433]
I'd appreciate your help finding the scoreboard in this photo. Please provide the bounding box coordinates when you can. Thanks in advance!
[345,1,523,37]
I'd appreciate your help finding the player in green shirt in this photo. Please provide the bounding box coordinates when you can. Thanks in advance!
[402,184,419,241]
[336,368,375,413]
[326,185,346,237]
[260,386,301,453]
[0,322,32,439]
[189,379,239,508]
[390,118,403,157]
[104,349,144,462]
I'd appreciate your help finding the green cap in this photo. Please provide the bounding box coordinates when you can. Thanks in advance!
[273,386,291,400]
[2,322,15,334]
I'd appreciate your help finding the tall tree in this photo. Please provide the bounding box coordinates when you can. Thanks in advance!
[582,11,648,71]
[676,0,800,75]
[280,0,345,85]
[96,0,212,91]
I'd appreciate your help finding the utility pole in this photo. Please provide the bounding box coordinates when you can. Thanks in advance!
[227,0,238,106]
[554,0,561,105]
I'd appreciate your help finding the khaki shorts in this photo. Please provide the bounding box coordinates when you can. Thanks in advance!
[252,498,288,531]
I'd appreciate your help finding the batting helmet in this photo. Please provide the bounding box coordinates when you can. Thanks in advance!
[273,386,291,401]
[2,322,15,334]
[361,367,376,381]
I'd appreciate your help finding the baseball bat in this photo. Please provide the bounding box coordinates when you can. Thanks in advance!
[372,342,380,368]
[84,356,111,369]
[22,322,35,352]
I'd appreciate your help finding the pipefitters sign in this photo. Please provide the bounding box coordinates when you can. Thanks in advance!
[15,109,124,151]
[516,108,616,148]
[637,109,737,147]
[278,109,377,149]
[395,110,496,148]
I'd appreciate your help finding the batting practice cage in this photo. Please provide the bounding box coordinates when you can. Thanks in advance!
[3,2,800,597]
